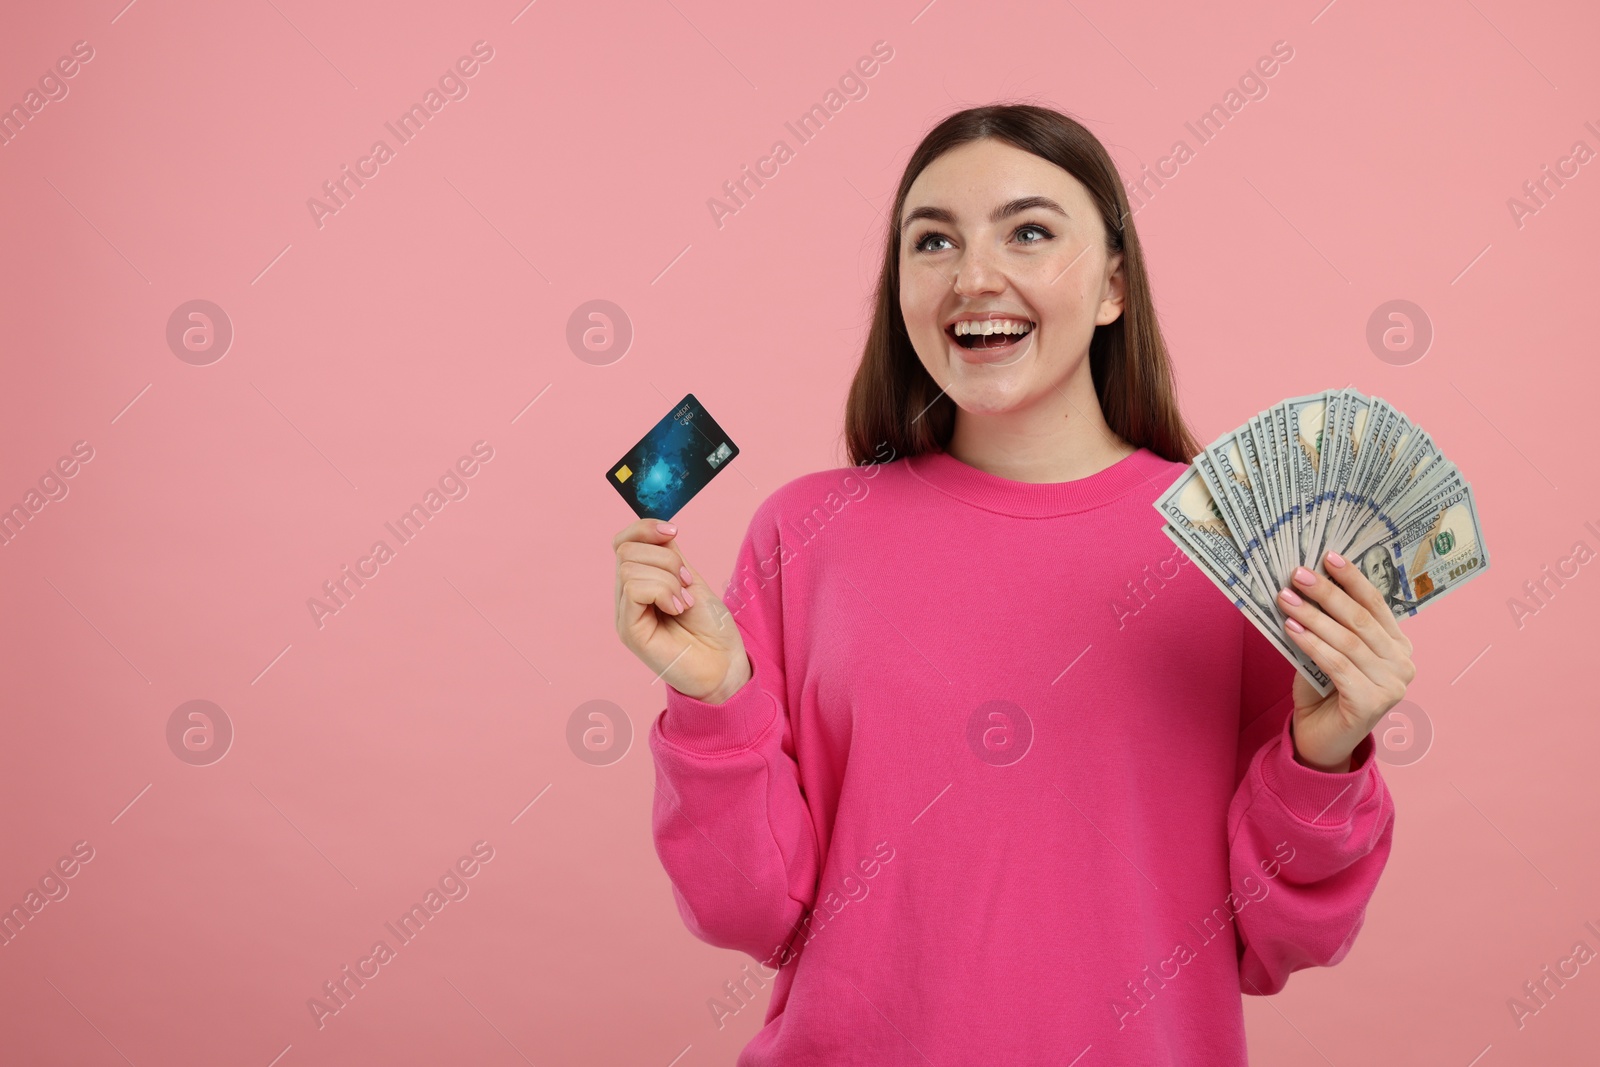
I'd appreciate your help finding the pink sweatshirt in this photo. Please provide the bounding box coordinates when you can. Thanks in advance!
[650,446,1395,1065]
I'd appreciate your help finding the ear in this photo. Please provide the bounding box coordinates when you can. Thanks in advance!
[1096,251,1126,326]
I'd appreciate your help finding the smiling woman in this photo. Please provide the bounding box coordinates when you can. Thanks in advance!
[853,124,1184,481]
[617,103,1404,1067]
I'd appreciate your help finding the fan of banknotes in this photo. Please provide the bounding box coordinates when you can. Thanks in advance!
[1154,386,1489,696]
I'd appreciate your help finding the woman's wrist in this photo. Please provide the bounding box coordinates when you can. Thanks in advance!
[1290,719,1354,774]
[699,656,752,706]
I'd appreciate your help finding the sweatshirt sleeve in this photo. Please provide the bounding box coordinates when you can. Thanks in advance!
[1225,616,1397,996]
[647,498,821,966]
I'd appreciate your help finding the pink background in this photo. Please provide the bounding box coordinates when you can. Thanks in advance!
[1,0,1596,1063]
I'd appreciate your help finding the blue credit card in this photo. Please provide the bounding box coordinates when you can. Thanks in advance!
[607,393,739,521]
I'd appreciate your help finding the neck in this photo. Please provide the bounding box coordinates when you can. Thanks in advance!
[944,361,1135,484]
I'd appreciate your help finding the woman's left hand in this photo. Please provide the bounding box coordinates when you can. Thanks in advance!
[1277,549,1416,773]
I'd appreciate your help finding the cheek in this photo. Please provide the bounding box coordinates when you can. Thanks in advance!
[899,267,943,325]
[1021,285,1080,331]
[1033,243,1101,301]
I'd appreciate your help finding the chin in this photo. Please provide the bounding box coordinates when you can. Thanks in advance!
[945,376,1037,415]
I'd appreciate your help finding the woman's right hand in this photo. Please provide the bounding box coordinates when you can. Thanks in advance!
[612,518,751,704]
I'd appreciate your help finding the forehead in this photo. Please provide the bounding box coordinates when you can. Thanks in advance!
[903,138,1088,221]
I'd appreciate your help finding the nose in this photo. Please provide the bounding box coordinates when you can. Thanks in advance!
[951,242,1005,296]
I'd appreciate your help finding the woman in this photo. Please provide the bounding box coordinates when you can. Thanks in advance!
[613,104,1410,1065]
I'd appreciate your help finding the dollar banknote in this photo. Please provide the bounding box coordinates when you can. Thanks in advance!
[1154,387,1490,694]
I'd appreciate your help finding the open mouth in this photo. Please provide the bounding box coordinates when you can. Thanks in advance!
[946,320,1035,351]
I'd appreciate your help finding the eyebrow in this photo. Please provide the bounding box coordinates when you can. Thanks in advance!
[900,194,1069,232]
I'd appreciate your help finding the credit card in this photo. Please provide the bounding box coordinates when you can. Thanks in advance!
[606,393,740,521]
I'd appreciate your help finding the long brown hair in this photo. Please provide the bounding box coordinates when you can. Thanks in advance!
[843,104,1201,466]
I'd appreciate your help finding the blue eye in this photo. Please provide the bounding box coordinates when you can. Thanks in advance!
[911,223,1053,253]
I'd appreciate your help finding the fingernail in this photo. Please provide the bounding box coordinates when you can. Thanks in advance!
[657,522,677,536]
[671,595,683,613]
[1293,566,1315,586]
[1279,587,1303,606]
[1286,617,1306,633]
[682,588,695,607]
[1326,550,1346,568]
[679,565,693,584]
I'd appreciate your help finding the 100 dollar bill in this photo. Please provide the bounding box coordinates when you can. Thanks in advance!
[1336,479,1489,619]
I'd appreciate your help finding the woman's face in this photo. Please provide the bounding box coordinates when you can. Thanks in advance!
[898,137,1125,417]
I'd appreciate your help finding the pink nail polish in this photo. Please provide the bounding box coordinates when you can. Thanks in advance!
[671,595,683,613]
[1286,617,1306,633]
[679,565,693,584]
[682,588,695,607]
[1326,550,1346,568]
[657,522,677,536]
[1293,566,1315,586]
[1279,587,1303,606]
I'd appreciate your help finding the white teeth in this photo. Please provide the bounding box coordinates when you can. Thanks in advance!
[952,318,1033,336]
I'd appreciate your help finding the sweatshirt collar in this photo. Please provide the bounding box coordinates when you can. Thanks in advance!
[906,446,1176,518]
